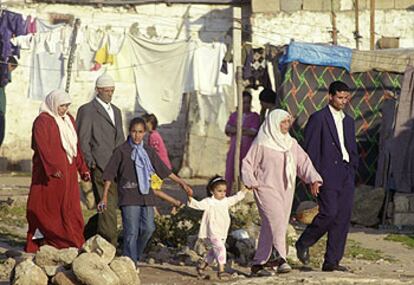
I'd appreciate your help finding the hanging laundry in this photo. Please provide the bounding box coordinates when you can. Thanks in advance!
[107,36,135,84]
[87,27,106,51]
[0,10,27,86]
[265,44,285,93]
[94,44,114,66]
[28,19,65,100]
[0,10,27,59]
[192,42,227,96]
[107,31,125,55]
[189,42,233,134]
[242,46,271,90]
[128,35,192,125]
[25,15,37,34]
[10,34,33,50]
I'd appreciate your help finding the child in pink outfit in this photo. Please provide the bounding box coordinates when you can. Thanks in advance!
[143,114,181,211]
[187,176,248,280]
[143,113,172,169]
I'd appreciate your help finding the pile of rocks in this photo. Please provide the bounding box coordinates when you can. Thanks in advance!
[3,235,140,285]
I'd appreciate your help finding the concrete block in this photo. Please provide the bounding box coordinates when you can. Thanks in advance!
[0,157,7,171]
[354,0,369,9]
[303,0,324,11]
[394,193,410,212]
[393,213,414,225]
[19,159,32,173]
[252,0,281,13]
[376,0,395,9]
[394,0,414,9]
[281,0,303,12]
[304,0,339,11]
[409,195,414,212]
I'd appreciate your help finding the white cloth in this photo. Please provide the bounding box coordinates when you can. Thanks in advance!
[128,35,192,125]
[39,90,78,164]
[107,36,135,83]
[28,19,65,101]
[96,96,115,125]
[87,28,106,51]
[253,109,296,191]
[10,34,33,50]
[329,105,350,162]
[192,42,227,96]
[190,42,232,134]
[108,31,125,55]
[188,190,245,239]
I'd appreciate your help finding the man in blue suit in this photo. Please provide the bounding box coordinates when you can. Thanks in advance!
[296,81,358,271]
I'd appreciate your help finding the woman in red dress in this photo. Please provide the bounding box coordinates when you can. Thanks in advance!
[25,90,90,253]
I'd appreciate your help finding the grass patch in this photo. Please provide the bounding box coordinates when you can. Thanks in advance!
[301,235,392,267]
[0,205,27,227]
[345,239,393,261]
[385,234,414,249]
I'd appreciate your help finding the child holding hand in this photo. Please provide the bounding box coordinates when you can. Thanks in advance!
[187,175,248,280]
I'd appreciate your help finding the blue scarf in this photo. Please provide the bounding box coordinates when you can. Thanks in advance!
[128,137,154,195]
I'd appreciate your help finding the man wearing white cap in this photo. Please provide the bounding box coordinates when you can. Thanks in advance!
[76,73,125,246]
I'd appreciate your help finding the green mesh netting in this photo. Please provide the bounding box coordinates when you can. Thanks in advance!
[278,62,403,207]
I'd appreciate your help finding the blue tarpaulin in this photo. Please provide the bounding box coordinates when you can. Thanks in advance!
[280,41,353,71]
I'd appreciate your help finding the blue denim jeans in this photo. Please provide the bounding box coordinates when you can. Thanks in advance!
[121,205,155,263]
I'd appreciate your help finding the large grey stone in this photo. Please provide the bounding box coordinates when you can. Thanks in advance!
[351,185,385,227]
[72,253,120,285]
[110,257,140,285]
[82,235,116,264]
[12,259,48,285]
[0,258,16,280]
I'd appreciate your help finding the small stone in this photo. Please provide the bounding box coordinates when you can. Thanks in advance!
[12,259,48,285]
[72,253,120,285]
[82,235,116,264]
[52,270,82,285]
[147,258,155,265]
[110,257,140,285]
[0,258,16,280]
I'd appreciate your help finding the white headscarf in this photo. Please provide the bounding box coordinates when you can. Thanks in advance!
[39,90,78,164]
[254,109,296,191]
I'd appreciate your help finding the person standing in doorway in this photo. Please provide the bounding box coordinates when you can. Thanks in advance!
[224,91,260,195]
[295,81,358,272]
[77,73,125,246]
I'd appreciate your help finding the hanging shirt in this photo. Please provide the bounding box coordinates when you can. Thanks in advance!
[28,19,65,100]
[96,96,115,125]
[329,105,350,162]
[129,35,191,125]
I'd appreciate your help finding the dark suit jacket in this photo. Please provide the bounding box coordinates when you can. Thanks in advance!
[304,106,358,189]
[76,98,125,171]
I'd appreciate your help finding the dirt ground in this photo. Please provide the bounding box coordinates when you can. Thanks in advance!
[1,172,414,285]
